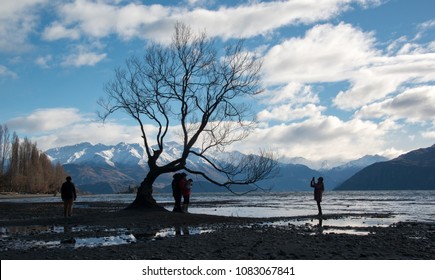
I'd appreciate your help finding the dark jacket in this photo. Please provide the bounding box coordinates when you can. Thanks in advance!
[311,181,324,202]
[61,181,77,201]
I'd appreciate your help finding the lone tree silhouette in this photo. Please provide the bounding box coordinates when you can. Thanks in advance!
[99,23,277,210]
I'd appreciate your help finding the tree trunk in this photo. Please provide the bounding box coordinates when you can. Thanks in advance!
[126,174,166,211]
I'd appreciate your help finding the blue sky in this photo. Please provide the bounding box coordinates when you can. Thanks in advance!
[1,0,434,166]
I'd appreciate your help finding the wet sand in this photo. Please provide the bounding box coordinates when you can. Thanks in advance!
[0,201,433,260]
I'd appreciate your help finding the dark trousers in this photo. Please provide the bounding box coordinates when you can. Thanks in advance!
[63,198,74,217]
[173,191,182,212]
[316,201,322,216]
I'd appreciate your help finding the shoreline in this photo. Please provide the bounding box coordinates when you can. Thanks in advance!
[0,192,58,199]
[1,201,434,260]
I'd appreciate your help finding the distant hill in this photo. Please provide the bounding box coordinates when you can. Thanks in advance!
[62,163,143,194]
[322,155,388,186]
[336,144,435,190]
[257,163,327,192]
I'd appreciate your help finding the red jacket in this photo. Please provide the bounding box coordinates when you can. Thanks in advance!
[181,179,192,196]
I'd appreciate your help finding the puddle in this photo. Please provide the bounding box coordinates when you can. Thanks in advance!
[0,225,136,251]
[1,225,65,236]
[0,224,214,250]
[251,215,394,236]
[261,216,395,228]
[316,228,371,236]
[66,234,136,248]
[0,225,129,237]
[1,234,136,251]
[153,226,214,240]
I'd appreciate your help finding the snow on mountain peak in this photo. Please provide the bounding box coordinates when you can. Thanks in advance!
[47,142,158,167]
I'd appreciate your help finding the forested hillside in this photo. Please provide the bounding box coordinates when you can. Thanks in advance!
[0,124,66,193]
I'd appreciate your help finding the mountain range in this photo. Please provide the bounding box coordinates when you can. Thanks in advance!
[337,144,435,190]
[46,142,391,194]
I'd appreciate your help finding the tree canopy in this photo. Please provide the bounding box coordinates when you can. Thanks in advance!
[99,23,277,209]
[0,124,66,194]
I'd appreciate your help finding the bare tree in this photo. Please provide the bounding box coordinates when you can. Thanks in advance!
[99,23,277,209]
[0,124,11,178]
[0,125,67,193]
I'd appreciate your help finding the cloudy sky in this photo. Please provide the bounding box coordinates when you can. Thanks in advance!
[1,0,434,166]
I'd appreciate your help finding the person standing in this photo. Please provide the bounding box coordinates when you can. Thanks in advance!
[310,176,324,216]
[171,173,183,212]
[61,176,77,217]
[182,178,193,213]
[177,173,187,212]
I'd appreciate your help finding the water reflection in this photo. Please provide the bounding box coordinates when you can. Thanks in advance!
[0,225,121,237]
[154,226,214,240]
[175,226,190,236]
[71,234,136,248]
[0,224,214,250]
[255,214,387,236]
[315,217,323,234]
[1,225,64,236]
[0,224,136,251]
[2,234,137,251]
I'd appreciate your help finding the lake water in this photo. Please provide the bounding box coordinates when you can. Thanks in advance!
[1,190,434,248]
[2,190,434,225]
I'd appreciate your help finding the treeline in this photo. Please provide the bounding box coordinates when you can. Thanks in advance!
[0,124,66,193]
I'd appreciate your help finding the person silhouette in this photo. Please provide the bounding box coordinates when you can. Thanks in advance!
[310,176,324,216]
[182,178,193,213]
[177,173,187,212]
[171,173,183,212]
[61,176,77,217]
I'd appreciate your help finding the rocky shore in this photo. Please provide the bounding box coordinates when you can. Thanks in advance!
[0,201,433,260]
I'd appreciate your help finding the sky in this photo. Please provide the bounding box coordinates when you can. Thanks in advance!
[1,0,435,167]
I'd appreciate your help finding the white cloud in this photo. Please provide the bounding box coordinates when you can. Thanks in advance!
[42,22,81,41]
[257,82,324,122]
[33,121,145,151]
[262,22,378,84]
[0,65,18,78]
[40,0,376,44]
[115,3,173,40]
[0,0,48,52]
[41,0,173,41]
[262,21,435,113]
[333,52,435,110]
[261,82,319,105]
[184,0,210,6]
[181,0,350,40]
[35,55,53,68]
[7,108,85,132]
[355,86,435,124]
[5,107,151,151]
[258,103,325,122]
[232,114,387,162]
[422,130,435,140]
[415,19,435,40]
[61,48,107,67]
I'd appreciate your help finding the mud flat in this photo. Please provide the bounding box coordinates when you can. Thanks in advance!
[0,201,433,259]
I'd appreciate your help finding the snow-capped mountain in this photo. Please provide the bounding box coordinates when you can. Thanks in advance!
[45,142,389,194]
[277,156,340,170]
[321,155,389,186]
[46,142,228,193]
[48,141,217,170]
[334,155,389,169]
[47,142,148,167]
